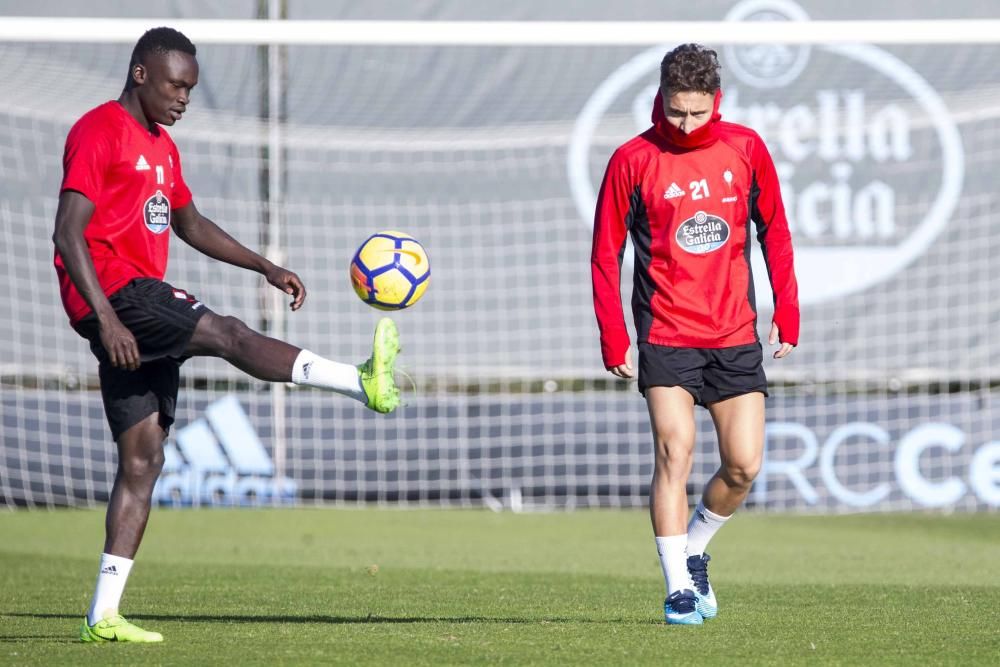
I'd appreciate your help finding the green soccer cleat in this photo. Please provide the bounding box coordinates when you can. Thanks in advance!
[358,317,401,414]
[80,613,163,643]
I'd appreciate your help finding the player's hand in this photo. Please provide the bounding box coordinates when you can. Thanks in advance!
[265,266,307,311]
[98,315,140,371]
[769,322,795,359]
[609,349,635,379]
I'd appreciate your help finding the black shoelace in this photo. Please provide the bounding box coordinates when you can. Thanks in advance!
[688,556,710,596]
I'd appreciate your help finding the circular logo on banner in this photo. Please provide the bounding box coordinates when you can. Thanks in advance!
[144,190,171,234]
[676,212,730,254]
[723,0,812,89]
[567,0,964,306]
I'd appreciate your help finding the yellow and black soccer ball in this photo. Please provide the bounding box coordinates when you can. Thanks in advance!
[349,231,430,310]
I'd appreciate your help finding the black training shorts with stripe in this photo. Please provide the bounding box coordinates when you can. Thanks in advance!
[73,278,212,440]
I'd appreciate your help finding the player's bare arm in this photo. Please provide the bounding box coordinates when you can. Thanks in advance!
[52,190,140,370]
[171,201,306,310]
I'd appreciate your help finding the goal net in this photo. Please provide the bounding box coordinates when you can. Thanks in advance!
[3,2,1000,512]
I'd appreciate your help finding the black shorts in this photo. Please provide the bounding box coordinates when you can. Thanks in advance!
[73,278,212,440]
[637,342,768,407]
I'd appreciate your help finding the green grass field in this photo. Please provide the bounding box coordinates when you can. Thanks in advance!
[1,509,998,665]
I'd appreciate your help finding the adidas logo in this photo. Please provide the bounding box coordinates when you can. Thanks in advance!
[135,155,151,171]
[101,565,118,575]
[154,395,297,507]
[663,182,685,199]
[696,510,709,524]
[302,361,313,380]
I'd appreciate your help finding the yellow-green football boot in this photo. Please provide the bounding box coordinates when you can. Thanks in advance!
[358,317,401,413]
[80,613,163,643]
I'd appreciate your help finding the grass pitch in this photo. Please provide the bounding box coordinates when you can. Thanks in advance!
[1,509,997,665]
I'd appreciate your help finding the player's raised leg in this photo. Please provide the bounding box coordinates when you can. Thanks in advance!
[81,412,165,643]
[647,386,703,625]
[687,391,766,619]
[183,313,400,413]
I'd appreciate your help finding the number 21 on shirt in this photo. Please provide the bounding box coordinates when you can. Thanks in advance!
[690,178,709,200]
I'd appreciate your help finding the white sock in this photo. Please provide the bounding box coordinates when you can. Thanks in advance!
[687,500,731,556]
[291,349,365,403]
[87,553,134,625]
[655,534,694,595]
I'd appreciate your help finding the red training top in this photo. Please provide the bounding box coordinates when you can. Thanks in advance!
[591,90,799,368]
[55,101,192,324]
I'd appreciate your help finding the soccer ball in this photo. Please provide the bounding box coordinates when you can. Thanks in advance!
[349,231,430,310]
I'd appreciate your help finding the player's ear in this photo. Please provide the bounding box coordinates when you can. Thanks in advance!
[131,64,146,86]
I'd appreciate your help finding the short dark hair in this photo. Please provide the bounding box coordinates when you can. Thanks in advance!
[660,43,721,95]
[129,26,196,69]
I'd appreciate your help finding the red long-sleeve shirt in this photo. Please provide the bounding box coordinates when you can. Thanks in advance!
[591,90,799,369]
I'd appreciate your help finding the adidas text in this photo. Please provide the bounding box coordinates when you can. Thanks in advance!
[153,395,297,507]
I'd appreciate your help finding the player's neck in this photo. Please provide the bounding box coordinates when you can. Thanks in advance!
[117,92,157,134]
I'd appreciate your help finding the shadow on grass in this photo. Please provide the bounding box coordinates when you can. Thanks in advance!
[5,611,657,626]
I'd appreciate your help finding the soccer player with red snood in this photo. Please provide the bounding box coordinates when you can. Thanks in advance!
[55,28,402,643]
[591,44,799,625]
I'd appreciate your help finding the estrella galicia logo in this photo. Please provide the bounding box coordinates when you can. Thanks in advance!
[676,211,729,254]
[143,190,171,234]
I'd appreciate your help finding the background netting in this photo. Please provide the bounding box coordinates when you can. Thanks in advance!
[3,0,1000,511]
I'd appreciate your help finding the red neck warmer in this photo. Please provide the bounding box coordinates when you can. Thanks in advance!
[652,89,723,150]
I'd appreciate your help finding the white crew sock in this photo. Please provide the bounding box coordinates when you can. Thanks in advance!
[87,553,134,626]
[655,534,694,595]
[291,349,365,403]
[687,500,731,556]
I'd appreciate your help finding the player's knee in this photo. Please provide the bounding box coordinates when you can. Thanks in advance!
[227,316,257,351]
[211,315,254,357]
[118,426,166,482]
[722,460,760,489]
[654,432,695,468]
[121,449,165,482]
